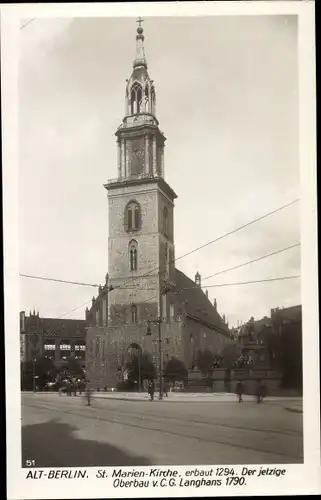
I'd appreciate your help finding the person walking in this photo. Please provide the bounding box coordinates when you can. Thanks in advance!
[148,379,155,401]
[236,380,245,403]
[255,379,265,403]
[85,383,91,406]
[163,381,169,397]
[260,380,267,402]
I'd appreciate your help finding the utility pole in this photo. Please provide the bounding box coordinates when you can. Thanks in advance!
[32,357,36,393]
[138,354,141,392]
[146,318,163,399]
[158,317,163,399]
[146,281,175,400]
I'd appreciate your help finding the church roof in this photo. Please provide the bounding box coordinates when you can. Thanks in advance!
[174,268,229,336]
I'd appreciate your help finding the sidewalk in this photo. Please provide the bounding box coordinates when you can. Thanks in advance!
[93,391,303,411]
[23,391,303,413]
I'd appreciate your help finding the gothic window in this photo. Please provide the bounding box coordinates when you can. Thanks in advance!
[127,208,132,230]
[145,84,149,111]
[134,205,140,229]
[163,206,168,236]
[129,240,138,271]
[130,82,143,114]
[164,242,169,278]
[131,305,137,323]
[125,201,141,231]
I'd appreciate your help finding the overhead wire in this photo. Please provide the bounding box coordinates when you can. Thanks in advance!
[55,275,300,318]
[106,199,300,293]
[202,243,301,281]
[110,275,301,291]
[21,199,299,317]
[58,299,93,319]
[19,273,99,288]
[20,18,36,30]
[20,243,300,291]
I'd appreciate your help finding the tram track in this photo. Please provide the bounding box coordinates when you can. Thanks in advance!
[23,396,301,437]
[23,400,303,462]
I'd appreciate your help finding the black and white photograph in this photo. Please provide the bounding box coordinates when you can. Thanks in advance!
[2,1,319,499]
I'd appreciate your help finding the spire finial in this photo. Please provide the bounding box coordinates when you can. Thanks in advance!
[136,17,144,30]
[133,17,147,69]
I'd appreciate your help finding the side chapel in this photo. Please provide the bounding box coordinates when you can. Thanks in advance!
[85,20,230,388]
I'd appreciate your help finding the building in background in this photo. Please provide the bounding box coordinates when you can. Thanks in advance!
[85,22,231,389]
[237,305,302,389]
[20,310,86,366]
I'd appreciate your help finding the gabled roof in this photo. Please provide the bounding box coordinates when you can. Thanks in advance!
[174,269,229,336]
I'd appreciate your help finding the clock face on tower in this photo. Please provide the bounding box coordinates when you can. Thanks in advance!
[130,138,145,177]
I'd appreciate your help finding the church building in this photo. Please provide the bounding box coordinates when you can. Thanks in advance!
[85,21,231,389]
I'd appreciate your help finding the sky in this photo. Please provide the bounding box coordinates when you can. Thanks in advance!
[18,15,301,326]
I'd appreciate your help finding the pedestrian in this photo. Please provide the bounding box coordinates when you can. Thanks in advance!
[148,379,155,401]
[163,381,169,397]
[260,380,267,402]
[256,379,264,403]
[236,380,245,403]
[85,381,91,406]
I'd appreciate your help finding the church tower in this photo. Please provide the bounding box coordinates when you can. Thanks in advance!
[105,20,177,326]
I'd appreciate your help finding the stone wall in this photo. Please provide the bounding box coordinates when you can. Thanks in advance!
[187,368,282,394]
[85,321,184,389]
[182,317,231,369]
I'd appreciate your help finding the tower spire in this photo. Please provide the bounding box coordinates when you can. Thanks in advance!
[134,17,147,69]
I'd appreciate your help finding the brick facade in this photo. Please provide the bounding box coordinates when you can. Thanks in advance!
[85,23,232,387]
[20,311,86,365]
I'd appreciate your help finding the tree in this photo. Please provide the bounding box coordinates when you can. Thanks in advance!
[221,343,242,369]
[196,349,216,376]
[126,355,156,388]
[65,357,83,378]
[21,357,57,391]
[163,357,188,387]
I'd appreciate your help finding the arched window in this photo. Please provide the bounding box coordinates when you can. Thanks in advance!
[145,84,149,111]
[151,85,156,114]
[127,208,132,230]
[164,242,169,278]
[129,240,138,271]
[130,82,143,114]
[134,205,140,229]
[131,305,137,323]
[163,206,168,236]
[125,201,141,231]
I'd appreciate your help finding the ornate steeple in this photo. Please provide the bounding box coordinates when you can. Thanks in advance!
[111,18,167,182]
[124,19,156,118]
[133,17,147,69]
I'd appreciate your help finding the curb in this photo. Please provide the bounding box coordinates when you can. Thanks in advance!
[93,396,270,404]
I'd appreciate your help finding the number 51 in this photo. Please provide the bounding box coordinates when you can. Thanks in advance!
[26,459,35,467]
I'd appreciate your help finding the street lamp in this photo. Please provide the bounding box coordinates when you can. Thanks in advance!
[145,281,176,401]
[146,318,163,400]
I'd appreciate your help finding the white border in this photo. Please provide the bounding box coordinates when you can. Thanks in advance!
[1,1,319,498]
